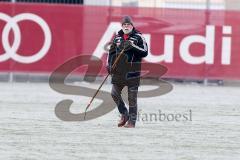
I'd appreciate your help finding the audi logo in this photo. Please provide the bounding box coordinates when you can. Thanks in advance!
[0,13,52,63]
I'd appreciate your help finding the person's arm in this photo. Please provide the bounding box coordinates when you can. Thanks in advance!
[131,34,148,58]
[106,38,117,74]
[123,34,148,58]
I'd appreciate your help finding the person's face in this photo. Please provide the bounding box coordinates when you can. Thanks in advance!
[122,23,133,34]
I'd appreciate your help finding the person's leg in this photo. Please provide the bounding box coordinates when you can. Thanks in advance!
[111,84,127,114]
[111,84,128,127]
[125,85,138,127]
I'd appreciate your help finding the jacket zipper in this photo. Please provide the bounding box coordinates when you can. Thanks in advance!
[131,54,134,67]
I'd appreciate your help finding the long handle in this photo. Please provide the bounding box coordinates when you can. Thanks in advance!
[84,48,125,120]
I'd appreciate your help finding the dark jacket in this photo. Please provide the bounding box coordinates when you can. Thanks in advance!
[107,28,148,86]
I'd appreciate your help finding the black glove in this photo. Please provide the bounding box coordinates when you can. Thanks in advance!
[109,43,117,54]
[123,40,133,51]
[117,42,124,51]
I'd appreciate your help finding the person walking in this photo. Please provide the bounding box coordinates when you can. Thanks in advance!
[107,15,148,128]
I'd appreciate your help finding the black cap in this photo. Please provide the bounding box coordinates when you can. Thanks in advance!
[121,16,133,26]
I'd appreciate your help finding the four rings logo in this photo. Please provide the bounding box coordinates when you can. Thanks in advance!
[0,13,51,63]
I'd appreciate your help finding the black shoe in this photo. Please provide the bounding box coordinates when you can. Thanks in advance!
[118,114,129,127]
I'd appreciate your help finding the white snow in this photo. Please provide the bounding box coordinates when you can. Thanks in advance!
[0,82,240,160]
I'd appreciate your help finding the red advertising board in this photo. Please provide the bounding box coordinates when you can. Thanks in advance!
[0,3,240,80]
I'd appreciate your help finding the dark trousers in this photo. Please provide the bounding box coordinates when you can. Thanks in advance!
[111,84,138,124]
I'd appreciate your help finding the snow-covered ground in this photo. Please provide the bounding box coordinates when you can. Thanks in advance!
[0,82,240,160]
